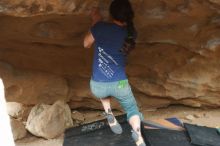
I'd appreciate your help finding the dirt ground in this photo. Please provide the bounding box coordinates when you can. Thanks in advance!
[15,105,220,146]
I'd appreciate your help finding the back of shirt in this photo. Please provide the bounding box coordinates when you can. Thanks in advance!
[91,21,127,82]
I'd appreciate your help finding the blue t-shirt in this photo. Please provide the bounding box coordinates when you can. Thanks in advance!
[90,21,127,82]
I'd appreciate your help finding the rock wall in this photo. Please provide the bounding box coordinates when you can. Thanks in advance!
[0,0,220,109]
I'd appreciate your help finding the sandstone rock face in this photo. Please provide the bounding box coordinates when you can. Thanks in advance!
[71,111,85,123]
[26,100,73,139]
[0,0,100,17]
[0,0,220,109]
[10,118,27,141]
[7,102,25,119]
[0,62,69,105]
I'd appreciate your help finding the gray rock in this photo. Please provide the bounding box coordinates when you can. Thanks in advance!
[26,100,73,139]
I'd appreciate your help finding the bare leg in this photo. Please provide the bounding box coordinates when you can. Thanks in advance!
[100,97,112,113]
[100,97,122,134]
[129,115,146,146]
[129,115,141,134]
[129,115,141,132]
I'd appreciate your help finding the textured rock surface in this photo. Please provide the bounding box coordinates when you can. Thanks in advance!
[11,118,27,141]
[6,102,31,121]
[0,62,69,105]
[26,100,73,139]
[7,102,32,121]
[0,0,100,17]
[0,0,220,109]
[7,102,25,119]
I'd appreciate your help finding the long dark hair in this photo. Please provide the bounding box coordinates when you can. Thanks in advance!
[110,0,136,55]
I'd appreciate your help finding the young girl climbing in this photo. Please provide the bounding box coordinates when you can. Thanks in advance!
[84,0,146,146]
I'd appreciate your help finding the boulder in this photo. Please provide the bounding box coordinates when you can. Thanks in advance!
[10,118,27,141]
[7,102,25,119]
[26,100,73,139]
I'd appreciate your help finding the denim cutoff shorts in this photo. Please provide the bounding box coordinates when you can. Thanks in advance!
[90,79,143,121]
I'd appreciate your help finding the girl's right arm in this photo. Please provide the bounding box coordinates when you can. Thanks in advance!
[84,7,102,48]
[90,7,103,26]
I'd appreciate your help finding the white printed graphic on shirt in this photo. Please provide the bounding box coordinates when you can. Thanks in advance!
[98,47,118,78]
